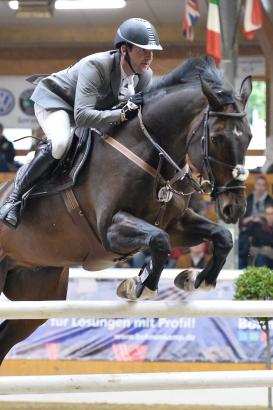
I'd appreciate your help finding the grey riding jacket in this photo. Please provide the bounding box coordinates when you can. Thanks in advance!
[31,50,153,129]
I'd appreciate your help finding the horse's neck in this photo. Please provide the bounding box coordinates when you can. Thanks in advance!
[144,89,207,164]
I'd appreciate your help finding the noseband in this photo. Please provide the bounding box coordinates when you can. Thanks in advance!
[200,108,248,197]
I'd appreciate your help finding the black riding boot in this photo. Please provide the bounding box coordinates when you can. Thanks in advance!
[0,142,58,228]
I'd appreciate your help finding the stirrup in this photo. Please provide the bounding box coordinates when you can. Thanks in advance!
[0,200,21,228]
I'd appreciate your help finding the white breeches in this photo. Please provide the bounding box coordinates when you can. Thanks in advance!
[34,103,73,159]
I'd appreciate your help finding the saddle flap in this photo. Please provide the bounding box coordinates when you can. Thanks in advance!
[29,128,94,198]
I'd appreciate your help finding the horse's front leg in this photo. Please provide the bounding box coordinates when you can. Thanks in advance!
[168,208,233,291]
[106,211,171,301]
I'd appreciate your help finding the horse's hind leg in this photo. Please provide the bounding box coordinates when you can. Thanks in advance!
[106,211,171,301]
[0,266,68,365]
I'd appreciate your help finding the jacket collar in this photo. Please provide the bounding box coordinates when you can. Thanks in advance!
[110,50,139,96]
[110,51,121,98]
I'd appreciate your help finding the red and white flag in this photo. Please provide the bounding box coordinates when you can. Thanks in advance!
[206,0,221,66]
[244,0,263,40]
[182,0,200,41]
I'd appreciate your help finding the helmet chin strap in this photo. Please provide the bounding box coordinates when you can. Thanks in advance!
[124,44,137,75]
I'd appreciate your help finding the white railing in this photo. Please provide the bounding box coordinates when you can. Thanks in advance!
[0,300,272,319]
[69,267,242,280]
[0,270,270,396]
[0,371,273,394]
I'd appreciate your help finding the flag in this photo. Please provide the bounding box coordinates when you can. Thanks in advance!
[182,0,200,41]
[244,0,263,40]
[206,0,221,66]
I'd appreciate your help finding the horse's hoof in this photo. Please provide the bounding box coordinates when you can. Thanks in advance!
[175,269,217,292]
[116,276,157,301]
[174,269,197,292]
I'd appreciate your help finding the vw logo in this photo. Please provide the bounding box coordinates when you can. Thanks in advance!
[19,88,35,116]
[0,89,15,116]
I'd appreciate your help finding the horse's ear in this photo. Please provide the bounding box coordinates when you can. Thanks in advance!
[239,75,252,108]
[199,76,222,111]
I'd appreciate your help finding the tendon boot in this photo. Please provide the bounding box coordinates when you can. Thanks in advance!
[0,142,58,228]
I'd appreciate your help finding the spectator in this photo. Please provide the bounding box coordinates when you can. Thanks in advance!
[241,175,273,227]
[242,204,273,269]
[0,152,10,172]
[177,242,211,269]
[0,123,17,171]
[239,176,273,268]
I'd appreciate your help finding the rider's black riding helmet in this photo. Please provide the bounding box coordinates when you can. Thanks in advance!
[114,18,163,50]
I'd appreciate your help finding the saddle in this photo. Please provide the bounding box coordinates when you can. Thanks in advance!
[22,127,97,200]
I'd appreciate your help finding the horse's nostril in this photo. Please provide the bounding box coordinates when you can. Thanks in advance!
[223,204,233,218]
[222,204,244,222]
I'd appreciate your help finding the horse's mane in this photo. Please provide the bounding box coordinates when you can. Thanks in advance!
[150,56,224,92]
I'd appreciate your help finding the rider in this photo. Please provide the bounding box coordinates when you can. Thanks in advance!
[0,18,162,228]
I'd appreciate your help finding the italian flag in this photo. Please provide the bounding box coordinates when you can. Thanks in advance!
[244,0,262,40]
[206,0,221,66]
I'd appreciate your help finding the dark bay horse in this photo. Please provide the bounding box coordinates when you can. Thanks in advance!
[0,57,252,363]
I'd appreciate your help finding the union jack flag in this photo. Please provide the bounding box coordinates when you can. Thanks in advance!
[182,0,200,41]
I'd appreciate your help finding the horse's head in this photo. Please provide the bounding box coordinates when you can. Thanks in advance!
[188,74,252,224]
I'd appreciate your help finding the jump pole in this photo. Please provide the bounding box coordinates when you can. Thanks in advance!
[0,300,273,319]
[0,371,273,394]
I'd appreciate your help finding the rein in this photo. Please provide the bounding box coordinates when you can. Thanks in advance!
[137,109,204,195]
[104,104,249,205]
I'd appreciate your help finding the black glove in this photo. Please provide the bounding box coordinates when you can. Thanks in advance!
[120,93,143,122]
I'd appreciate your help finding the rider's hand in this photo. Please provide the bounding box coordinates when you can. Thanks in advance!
[120,93,143,122]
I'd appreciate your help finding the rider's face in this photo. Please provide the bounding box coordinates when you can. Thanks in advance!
[121,45,153,75]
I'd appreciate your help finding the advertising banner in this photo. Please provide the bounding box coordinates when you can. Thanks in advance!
[0,76,38,129]
[4,278,271,363]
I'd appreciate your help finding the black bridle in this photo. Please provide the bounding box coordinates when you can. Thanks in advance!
[200,108,247,197]
[137,105,248,198]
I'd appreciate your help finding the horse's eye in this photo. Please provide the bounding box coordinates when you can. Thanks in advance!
[211,135,218,144]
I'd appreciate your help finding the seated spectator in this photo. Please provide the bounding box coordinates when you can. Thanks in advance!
[243,204,273,269]
[241,175,273,227]
[239,228,251,269]
[239,175,273,268]
[0,152,10,172]
[0,123,17,171]
[177,242,211,269]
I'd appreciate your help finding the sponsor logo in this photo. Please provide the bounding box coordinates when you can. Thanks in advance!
[0,89,15,116]
[19,88,35,116]
[237,330,264,343]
